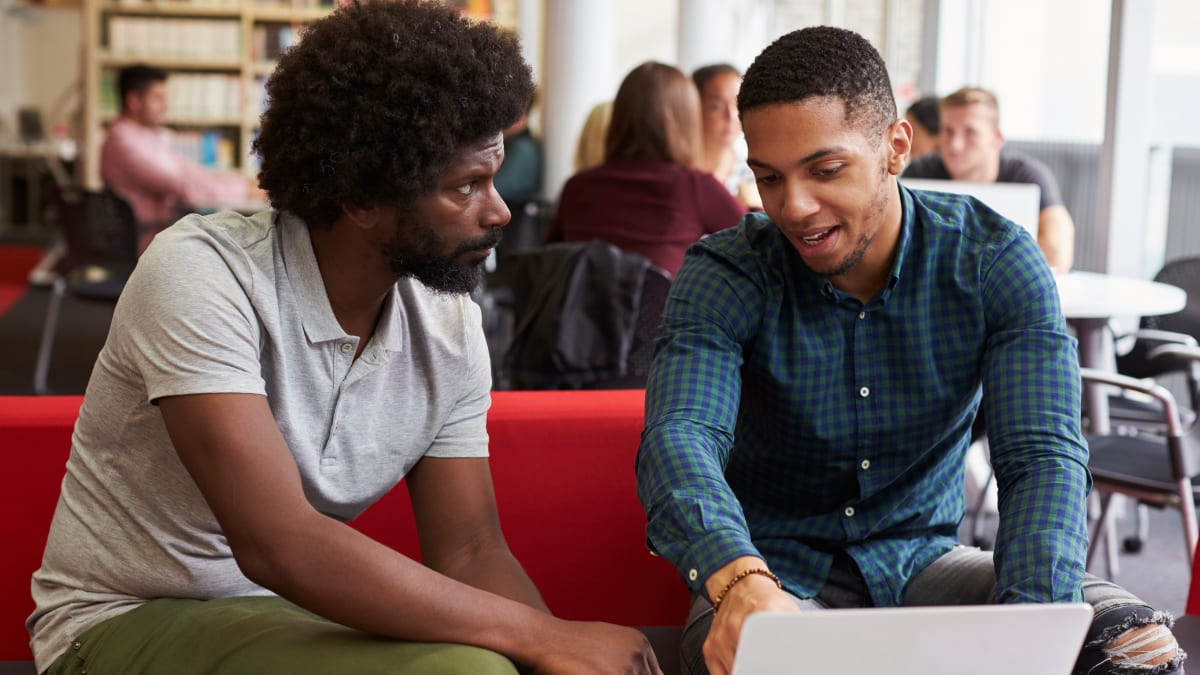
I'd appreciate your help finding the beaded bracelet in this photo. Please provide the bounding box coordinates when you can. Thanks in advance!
[712,568,782,613]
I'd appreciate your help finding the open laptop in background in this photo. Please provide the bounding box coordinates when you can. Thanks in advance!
[731,602,1093,675]
[901,177,1041,240]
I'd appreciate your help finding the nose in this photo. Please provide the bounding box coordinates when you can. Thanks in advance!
[779,180,820,224]
[942,132,962,154]
[484,182,511,230]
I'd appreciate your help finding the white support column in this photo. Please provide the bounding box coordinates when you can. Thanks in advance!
[516,0,541,87]
[541,0,617,202]
[677,0,735,76]
[917,0,940,96]
[1096,0,1156,277]
[934,0,983,94]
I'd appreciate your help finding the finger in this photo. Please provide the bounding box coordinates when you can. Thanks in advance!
[703,639,731,675]
[647,649,663,675]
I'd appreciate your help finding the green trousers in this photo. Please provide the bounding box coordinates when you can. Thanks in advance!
[46,596,519,675]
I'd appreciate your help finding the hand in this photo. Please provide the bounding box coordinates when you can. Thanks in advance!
[246,178,268,201]
[530,621,662,675]
[703,576,798,675]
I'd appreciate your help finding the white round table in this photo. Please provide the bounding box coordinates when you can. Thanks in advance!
[1054,270,1187,433]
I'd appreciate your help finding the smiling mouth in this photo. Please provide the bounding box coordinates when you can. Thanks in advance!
[800,227,836,246]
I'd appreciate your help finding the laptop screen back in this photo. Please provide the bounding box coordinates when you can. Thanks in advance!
[731,603,1093,675]
[901,177,1041,239]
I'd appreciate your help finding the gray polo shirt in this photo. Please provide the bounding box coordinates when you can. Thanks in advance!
[28,210,492,671]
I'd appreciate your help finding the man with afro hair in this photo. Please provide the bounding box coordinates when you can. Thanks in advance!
[27,2,659,673]
[636,25,1181,675]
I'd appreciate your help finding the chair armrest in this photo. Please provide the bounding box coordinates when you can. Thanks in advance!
[1124,329,1199,348]
[1079,367,1186,437]
[1145,342,1200,363]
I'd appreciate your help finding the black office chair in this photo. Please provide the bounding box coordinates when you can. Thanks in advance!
[1074,258,1200,554]
[32,188,138,395]
[497,239,670,390]
[1094,258,1200,433]
[1081,365,1200,580]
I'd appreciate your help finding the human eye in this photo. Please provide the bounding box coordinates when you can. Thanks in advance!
[812,163,843,178]
[454,181,475,196]
[754,172,781,187]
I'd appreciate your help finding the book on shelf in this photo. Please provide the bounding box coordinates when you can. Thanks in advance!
[107,16,240,61]
[168,129,236,171]
[250,21,304,63]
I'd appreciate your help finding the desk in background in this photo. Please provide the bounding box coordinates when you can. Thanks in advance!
[1055,270,1188,433]
[0,141,73,236]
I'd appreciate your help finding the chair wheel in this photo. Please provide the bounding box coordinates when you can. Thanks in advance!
[1122,537,1144,554]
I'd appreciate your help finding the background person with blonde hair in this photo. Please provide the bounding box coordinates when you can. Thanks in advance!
[904,86,1076,271]
[546,61,745,277]
[574,100,613,172]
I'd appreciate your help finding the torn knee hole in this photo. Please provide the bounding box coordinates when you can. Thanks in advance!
[1087,612,1184,671]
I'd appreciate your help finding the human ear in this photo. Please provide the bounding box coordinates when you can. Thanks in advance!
[886,118,912,175]
[341,204,391,232]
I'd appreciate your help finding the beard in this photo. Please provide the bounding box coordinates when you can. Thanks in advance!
[816,160,892,278]
[383,219,503,295]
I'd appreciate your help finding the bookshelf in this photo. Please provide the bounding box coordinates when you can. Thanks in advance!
[80,0,336,189]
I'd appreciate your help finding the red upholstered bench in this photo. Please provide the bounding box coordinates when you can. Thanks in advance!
[0,391,688,674]
[1176,545,1200,661]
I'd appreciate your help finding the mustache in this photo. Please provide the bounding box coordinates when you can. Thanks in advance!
[453,227,503,255]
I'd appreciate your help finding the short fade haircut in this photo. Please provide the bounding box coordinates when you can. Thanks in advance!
[254,0,534,228]
[905,96,940,134]
[941,86,1000,127]
[118,65,167,112]
[738,26,897,138]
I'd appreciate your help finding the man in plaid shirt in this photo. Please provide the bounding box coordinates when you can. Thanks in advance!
[636,25,1182,675]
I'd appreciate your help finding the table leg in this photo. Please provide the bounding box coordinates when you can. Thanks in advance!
[1072,317,1112,435]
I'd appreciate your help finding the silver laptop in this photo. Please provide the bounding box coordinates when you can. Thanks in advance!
[901,177,1041,239]
[731,603,1093,675]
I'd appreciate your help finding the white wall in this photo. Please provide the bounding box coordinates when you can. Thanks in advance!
[0,7,82,142]
[1148,0,1200,146]
[20,8,83,138]
[0,13,28,141]
[976,0,1111,143]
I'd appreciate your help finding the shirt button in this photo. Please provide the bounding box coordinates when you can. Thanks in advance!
[73,642,82,650]
[858,311,866,320]
[859,386,870,398]
[688,568,698,581]
[860,459,870,470]
[340,342,354,353]
[844,506,856,517]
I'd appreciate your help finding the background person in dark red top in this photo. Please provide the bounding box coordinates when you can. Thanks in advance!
[546,61,746,277]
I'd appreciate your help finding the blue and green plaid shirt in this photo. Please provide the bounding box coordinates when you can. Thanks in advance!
[636,184,1090,607]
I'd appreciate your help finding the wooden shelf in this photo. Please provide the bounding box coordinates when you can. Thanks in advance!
[82,0,336,188]
[98,54,244,71]
[97,1,243,17]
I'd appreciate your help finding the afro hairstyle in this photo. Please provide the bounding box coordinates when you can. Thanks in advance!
[254,0,534,227]
[738,26,897,139]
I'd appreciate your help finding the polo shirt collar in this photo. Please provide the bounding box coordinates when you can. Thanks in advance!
[277,211,407,353]
[277,212,345,345]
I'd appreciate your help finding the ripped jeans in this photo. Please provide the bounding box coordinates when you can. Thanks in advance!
[680,546,1184,675]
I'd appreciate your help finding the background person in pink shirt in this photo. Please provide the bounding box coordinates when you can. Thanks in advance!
[101,65,260,252]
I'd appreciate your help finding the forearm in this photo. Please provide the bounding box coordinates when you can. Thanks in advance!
[245,509,559,664]
[637,424,761,592]
[431,543,549,613]
[991,454,1090,603]
[1037,205,1075,272]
